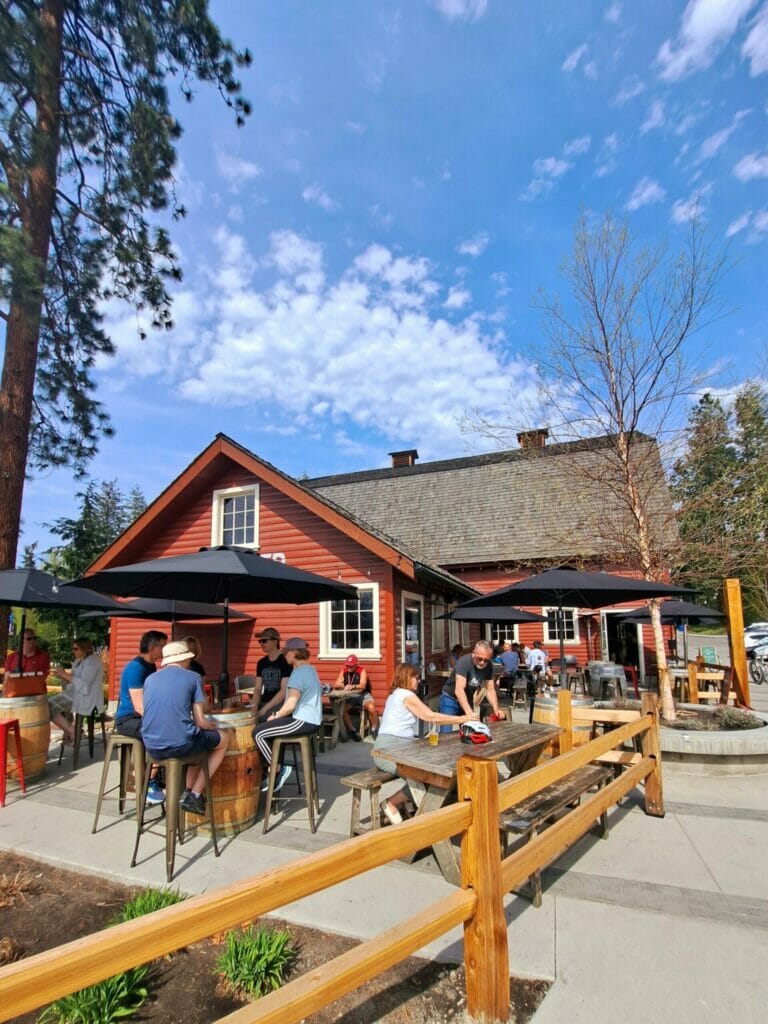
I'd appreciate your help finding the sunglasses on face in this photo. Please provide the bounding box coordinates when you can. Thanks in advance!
[474,656,490,664]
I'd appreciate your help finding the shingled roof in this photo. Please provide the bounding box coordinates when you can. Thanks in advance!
[307,434,678,568]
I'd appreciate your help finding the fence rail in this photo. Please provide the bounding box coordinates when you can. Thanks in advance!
[0,694,662,1024]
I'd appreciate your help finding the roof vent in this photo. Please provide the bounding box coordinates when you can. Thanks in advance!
[516,428,549,451]
[389,448,419,468]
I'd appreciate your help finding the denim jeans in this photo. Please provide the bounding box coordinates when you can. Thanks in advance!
[438,691,461,733]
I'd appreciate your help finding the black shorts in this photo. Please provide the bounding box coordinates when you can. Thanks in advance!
[115,714,143,738]
[147,730,220,761]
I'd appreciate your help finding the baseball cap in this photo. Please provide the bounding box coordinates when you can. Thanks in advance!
[345,654,359,668]
[161,641,193,666]
[283,636,308,651]
[256,627,281,642]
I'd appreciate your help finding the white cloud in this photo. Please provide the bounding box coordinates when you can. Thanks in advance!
[743,3,768,74]
[726,210,752,235]
[657,0,758,81]
[564,135,592,156]
[605,3,622,22]
[215,150,262,191]
[640,100,665,134]
[444,286,472,309]
[457,232,490,256]
[433,0,487,21]
[520,156,571,201]
[302,184,339,211]
[751,208,768,237]
[733,150,768,179]
[625,177,666,210]
[596,133,620,175]
[670,182,713,223]
[613,76,645,104]
[595,160,617,177]
[102,228,539,459]
[604,132,620,152]
[583,60,599,80]
[562,43,588,73]
[698,109,751,159]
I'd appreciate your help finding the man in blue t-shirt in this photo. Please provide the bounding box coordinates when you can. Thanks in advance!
[115,629,167,804]
[142,640,229,818]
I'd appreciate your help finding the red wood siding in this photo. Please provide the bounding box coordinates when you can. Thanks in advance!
[108,467,400,713]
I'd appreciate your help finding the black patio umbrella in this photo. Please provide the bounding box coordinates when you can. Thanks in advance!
[80,597,253,637]
[438,606,547,624]
[0,569,126,671]
[65,546,358,691]
[619,600,724,664]
[457,565,693,686]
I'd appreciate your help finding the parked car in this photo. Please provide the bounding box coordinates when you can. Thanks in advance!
[749,641,768,685]
[745,631,768,652]
[745,622,768,636]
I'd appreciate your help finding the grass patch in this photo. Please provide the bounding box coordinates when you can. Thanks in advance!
[37,966,150,1024]
[111,885,185,924]
[216,925,294,1000]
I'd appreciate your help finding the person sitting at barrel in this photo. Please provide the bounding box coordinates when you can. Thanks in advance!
[49,637,104,744]
[3,629,50,697]
[332,654,379,741]
[140,641,229,818]
[372,662,475,825]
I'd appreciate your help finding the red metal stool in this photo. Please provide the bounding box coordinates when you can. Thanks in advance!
[623,665,640,699]
[1,718,27,808]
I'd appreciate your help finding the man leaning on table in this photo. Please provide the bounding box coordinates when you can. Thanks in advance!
[438,639,499,732]
[141,640,229,818]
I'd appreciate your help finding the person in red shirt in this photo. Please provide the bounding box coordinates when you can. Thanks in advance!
[4,629,51,676]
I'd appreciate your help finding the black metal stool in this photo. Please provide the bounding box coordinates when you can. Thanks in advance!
[131,749,219,882]
[92,730,145,831]
[58,707,109,770]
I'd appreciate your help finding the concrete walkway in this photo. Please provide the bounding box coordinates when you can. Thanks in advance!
[2,698,767,1023]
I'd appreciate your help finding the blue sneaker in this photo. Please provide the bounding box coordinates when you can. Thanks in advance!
[145,780,165,805]
[273,764,293,792]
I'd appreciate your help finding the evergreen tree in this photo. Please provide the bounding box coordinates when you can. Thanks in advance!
[0,1,251,593]
[732,383,768,620]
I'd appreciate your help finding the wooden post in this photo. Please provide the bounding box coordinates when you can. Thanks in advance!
[640,693,664,818]
[557,689,573,754]
[458,755,509,1024]
[686,662,699,704]
[723,578,751,708]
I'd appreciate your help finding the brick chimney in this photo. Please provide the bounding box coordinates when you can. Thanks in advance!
[516,428,549,451]
[389,448,419,468]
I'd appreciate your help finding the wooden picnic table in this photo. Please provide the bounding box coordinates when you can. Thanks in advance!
[325,689,352,742]
[376,720,561,885]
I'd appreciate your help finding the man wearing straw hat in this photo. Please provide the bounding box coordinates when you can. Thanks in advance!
[141,640,229,818]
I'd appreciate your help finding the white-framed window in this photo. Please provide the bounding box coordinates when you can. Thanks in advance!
[461,622,471,646]
[448,606,460,649]
[431,601,446,652]
[543,607,579,644]
[211,485,259,548]
[319,582,380,659]
[490,624,518,646]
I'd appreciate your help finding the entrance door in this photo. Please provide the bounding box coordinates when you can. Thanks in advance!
[402,592,425,671]
[602,610,641,670]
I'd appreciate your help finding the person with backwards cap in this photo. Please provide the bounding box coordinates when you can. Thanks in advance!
[252,637,322,793]
[332,653,379,740]
[140,640,229,818]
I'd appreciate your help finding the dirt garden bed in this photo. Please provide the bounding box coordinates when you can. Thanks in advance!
[0,853,549,1024]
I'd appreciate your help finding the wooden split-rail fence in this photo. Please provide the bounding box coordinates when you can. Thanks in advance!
[0,693,663,1024]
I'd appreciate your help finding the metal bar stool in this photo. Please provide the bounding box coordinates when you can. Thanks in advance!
[262,733,320,834]
[131,749,219,882]
[59,708,109,770]
[1,719,26,808]
[92,730,146,831]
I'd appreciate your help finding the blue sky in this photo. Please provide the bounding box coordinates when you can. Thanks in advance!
[19,0,768,556]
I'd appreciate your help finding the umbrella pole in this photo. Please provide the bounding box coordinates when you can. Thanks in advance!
[558,604,567,689]
[220,598,230,701]
[682,619,689,665]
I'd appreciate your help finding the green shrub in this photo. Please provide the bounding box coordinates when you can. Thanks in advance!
[111,885,185,924]
[37,966,149,1024]
[216,925,294,1000]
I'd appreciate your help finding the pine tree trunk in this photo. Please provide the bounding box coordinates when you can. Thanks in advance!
[0,0,64,658]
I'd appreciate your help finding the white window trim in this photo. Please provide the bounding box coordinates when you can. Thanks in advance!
[448,605,460,649]
[319,581,381,659]
[543,606,580,645]
[431,601,446,652]
[488,623,519,646]
[211,484,260,549]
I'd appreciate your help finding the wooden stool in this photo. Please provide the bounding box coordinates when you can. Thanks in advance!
[0,719,26,808]
[340,767,396,837]
[58,708,109,770]
[92,731,146,831]
[263,733,320,834]
[319,710,340,752]
[131,749,219,882]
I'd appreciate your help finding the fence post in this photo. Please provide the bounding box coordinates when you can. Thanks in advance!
[457,754,509,1024]
[640,693,664,818]
[557,689,573,754]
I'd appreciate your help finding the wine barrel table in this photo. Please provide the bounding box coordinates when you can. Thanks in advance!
[187,708,262,835]
[533,694,595,757]
[0,694,51,781]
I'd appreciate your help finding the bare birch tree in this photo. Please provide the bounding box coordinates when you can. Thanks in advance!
[466,211,727,720]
